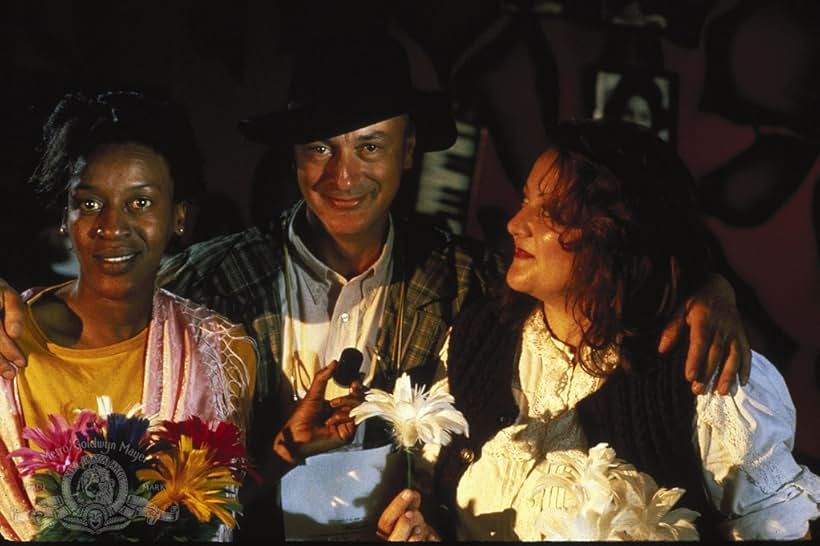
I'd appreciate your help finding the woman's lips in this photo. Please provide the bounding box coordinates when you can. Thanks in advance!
[99,254,137,263]
[514,247,533,259]
[94,252,140,274]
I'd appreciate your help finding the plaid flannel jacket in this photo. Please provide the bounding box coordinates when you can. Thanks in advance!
[158,202,506,402]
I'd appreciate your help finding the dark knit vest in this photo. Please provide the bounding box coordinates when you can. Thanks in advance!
[434,298,723,540]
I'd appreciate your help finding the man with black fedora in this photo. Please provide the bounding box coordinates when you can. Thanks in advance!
[157,30,507,540]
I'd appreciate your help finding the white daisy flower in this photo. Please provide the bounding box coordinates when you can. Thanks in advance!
[349,373,469,449]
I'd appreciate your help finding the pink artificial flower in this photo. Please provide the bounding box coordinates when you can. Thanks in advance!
[9,411,102,476]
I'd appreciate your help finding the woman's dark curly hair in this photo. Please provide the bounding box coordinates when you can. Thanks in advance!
[504,119,713,376]
[29,90,205,210]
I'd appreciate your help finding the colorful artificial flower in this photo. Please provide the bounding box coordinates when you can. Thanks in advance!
[9,397,254,541]
[158,416,257,481]
[83,412,154,480]
[103,413,151,448]
[349,373,469,449]
[10,411,100,476]
[137,435,242,528]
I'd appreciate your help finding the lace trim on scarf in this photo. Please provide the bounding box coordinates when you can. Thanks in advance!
[157,289,254,432]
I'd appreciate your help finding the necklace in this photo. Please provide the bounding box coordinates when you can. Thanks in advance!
[551,339,577,413]
[536,309,579,413]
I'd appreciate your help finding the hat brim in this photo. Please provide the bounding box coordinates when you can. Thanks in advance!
[238,89,456,152]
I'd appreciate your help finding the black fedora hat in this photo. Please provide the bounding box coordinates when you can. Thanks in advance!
[238,32,457,152]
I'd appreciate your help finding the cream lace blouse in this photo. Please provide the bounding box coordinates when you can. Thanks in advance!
[453,308,819,541]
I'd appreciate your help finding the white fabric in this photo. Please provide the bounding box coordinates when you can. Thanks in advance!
[279,201,394,401]
[454,308,819,541]
[696,351,820,540]
[280,444,404,541]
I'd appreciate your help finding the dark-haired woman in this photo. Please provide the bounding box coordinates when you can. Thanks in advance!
[0,91,255,541]
[378,120,818,541]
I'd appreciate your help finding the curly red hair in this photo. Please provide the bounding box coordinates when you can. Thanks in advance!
[515,119,713,375]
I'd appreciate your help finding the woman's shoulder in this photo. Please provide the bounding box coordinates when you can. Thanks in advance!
[21,280,73,303]
[154,288,257,409]
[20,282,76,349]
[155,288,256,363]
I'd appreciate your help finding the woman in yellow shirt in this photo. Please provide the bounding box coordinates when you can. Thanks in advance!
[0,91,256,541]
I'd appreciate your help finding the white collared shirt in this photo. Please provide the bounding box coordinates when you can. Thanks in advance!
[278,201,394,401]
[276,204,403,540]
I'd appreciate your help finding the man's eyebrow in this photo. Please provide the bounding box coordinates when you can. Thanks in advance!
[356,131,389,142]
[298,139,331,146]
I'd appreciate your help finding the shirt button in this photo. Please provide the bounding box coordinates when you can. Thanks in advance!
[340,313,350,323]
[459,448,475,464]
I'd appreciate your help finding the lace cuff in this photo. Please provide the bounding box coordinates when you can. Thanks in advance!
[723,468,820,540]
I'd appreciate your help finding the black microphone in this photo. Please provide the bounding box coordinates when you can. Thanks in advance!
[332,347,364,388]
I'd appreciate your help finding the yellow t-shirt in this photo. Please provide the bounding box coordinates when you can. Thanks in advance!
[17,301,147,434]
[15,286,257,438]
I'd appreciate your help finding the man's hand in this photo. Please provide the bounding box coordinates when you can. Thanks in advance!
[377,489,441,542]
[658,274,752,395]
[0,279,26,380]
[272,360,364,465]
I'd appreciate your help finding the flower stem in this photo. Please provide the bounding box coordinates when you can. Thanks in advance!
[406,449,413,490]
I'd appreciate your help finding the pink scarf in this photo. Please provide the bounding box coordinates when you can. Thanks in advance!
[141,288,251,425]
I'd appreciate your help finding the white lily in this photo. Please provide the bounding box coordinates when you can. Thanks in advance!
[349,373,469,449]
